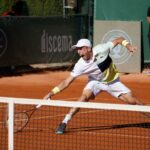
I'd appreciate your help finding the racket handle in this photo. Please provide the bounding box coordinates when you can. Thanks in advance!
[36,98,50,108]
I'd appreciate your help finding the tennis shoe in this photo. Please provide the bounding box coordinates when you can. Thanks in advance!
[55,123,66,134]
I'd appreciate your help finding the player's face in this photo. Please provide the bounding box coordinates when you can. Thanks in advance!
[76,46,92,60]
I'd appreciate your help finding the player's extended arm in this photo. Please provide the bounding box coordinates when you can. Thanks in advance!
[112,37,138,53]
[43,75,75,99]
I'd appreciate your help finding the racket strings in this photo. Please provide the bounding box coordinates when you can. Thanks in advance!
[14,113,29,132]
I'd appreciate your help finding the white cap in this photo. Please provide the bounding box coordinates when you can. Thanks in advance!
[72,39,92,49]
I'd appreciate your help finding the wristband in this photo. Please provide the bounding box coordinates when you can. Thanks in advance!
[122,40,129,47]
[52,87,60,94]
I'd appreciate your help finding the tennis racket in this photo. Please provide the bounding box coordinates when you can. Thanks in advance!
[5,99,50,133]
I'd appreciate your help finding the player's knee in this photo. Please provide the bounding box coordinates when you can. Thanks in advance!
[128,100,137,105]
[119,94,136,105]
[80,90,94,102]
[127,96,140,105]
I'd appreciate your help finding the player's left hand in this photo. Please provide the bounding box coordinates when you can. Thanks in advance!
[127,45,138,53]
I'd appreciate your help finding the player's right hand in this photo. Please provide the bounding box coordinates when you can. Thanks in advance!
[43,92,53,100]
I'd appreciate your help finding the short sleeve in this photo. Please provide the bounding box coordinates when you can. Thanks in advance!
[70,59,84,77]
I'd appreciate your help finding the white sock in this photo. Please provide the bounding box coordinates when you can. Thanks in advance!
[62,114,72,124]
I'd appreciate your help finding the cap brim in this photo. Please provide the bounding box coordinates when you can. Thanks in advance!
[71,45,77,50]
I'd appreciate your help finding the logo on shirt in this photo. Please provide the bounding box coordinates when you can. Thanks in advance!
[101,29,132,65]
[0,28,7,57]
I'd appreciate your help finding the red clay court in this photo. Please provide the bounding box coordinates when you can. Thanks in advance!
[0,70,150,150]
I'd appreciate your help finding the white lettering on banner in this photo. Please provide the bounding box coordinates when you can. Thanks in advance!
[41,30,73,53]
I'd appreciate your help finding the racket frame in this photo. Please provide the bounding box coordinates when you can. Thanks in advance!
[5,98,50,133]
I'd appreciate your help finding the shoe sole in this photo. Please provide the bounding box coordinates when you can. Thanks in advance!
[55,131,64,134]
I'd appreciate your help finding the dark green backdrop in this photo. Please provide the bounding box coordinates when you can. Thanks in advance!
[94,0,150,63]
[0,16,88,67]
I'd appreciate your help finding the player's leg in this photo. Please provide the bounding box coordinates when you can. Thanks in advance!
[119,92,150,117]
[55,89,95,134]
[106,80,142,105]
[55,80,104,134]
[109,81,150,117]
[118,92,144,105]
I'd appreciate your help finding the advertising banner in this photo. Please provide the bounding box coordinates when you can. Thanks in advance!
[0,16,86,67]
[94,20,141,73]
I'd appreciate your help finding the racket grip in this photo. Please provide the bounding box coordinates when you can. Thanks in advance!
[36,98,51,108]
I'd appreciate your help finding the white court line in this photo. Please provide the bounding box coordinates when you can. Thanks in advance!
[0,109,104,125]
[31,106,145,121]
[29,111,149,140]
[28,109,150,140]
[31,109,105,120]
[0,108,148,140]
[0,105,146,124]
[0,105,104,125]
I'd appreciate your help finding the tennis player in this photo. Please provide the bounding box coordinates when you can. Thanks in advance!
[44,37,144,134]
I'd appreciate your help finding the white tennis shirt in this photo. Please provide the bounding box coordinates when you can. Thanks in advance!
[71,42,119,83]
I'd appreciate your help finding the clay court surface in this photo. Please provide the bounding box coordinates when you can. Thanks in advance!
[0,69,150,150]
[0,70,149,103]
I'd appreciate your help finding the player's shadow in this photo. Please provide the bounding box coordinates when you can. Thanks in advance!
[0,64,73,77]
[68,122,150,133]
